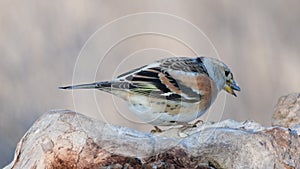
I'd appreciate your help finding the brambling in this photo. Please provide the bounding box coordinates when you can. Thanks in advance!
[60,57,240,126]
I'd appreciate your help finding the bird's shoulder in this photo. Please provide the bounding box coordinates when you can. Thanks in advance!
[157,57,209,76]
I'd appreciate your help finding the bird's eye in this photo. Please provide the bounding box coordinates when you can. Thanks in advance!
[225,70,230,77]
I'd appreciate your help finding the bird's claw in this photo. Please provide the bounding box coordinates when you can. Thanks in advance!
[150,126,163,133]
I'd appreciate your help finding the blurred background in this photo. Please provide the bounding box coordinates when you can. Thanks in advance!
[1,1,300,167]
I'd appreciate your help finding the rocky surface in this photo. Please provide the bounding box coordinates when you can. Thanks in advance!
[4,93,300,169]
[272,93,300,128]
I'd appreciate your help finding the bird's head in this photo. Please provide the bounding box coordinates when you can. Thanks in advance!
[201,57,241,97]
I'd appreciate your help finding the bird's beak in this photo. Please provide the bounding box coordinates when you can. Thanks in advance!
[224,79,240,97]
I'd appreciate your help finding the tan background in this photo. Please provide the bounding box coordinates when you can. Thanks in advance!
[1,1,300,167]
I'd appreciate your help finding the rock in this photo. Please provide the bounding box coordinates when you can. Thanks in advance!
[272,93,300,128]
[4,108,300,169]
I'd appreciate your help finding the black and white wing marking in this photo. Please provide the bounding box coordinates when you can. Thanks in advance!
[105,57,209,102]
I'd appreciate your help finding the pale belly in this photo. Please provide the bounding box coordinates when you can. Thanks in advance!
[127,95,211,126]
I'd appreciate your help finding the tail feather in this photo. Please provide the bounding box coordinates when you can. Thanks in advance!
[59,82,111,90]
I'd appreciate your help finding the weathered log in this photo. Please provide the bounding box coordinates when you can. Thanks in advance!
[4,93,300,169]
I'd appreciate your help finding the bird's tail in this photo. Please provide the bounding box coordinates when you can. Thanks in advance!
[59,81,111,90]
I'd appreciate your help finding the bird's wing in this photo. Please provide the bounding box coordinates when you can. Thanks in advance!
[112,57,210,102]
[158,57,209,76]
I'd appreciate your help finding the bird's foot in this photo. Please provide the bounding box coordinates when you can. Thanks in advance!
[150,126,164,133]
[179,120,204,133]
[192,119,204,127]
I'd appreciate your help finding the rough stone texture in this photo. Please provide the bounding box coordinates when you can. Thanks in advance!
[4,93,300,169]
[4,105,300,169]
[272,93,300,128]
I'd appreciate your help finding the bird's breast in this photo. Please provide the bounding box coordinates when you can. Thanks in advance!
[126,95,213,126]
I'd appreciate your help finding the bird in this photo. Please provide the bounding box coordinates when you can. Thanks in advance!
[59,56,240,127]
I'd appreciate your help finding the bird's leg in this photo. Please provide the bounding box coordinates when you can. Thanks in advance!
[150,126,163,133]
[192,119,204,127]
[178,120,204,132]
[176,122,193,132]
